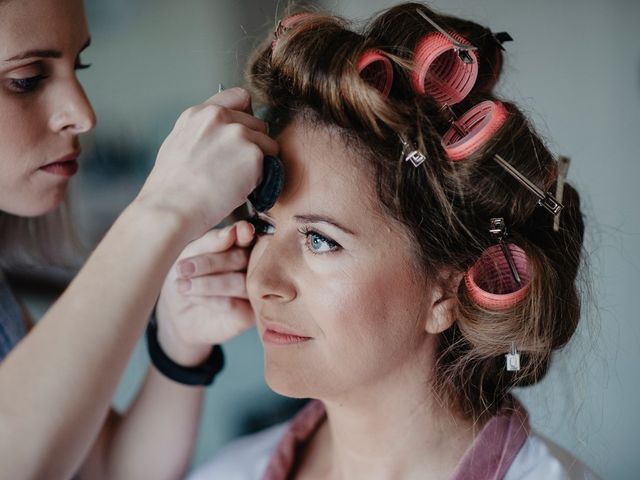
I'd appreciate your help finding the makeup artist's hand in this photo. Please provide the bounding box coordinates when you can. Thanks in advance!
[155,220,257,366]
[136,87,278,241]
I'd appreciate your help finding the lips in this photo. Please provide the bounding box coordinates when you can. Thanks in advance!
[260,318,313,345]
[39,150,81,178]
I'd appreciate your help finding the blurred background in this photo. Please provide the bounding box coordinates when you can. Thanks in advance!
[9,0,639,478]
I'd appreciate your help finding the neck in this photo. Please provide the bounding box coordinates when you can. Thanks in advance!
[299,363,482,480]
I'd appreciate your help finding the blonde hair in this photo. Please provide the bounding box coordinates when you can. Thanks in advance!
[0,197,84,270]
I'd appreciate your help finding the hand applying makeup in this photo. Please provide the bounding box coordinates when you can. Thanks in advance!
[155,220,257,366]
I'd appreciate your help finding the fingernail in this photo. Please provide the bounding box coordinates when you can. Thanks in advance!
[177,278,191,293]
[178,261,195,277]
[248,223,255,235]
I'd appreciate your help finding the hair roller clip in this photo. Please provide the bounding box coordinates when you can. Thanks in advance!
[492,31,514,52]
[271,12,314,50]
[412,10,478,104]
[464,218,532,311]
[553,156,570,231]
[399,135,427,167]
[357,49,394,97]
[442,100,508,161]
[505,342,521,371]
[493,155,564,216]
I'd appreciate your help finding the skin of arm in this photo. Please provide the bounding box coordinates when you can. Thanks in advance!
[75,221,257,480]
[0,199,196,480]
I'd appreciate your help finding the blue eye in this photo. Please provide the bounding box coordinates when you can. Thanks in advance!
[8,75,47,93]
[298,225,340,254]
[247,215,341,255]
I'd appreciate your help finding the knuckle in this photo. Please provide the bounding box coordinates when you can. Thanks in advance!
[246,144,262,163]
[229,123,249,142]
[205,255,218,272]
[231,87,251,107]
[205,104,228,124]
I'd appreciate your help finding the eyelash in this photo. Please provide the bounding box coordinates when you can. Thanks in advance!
[248,215,342,256]
[7,58,91,94]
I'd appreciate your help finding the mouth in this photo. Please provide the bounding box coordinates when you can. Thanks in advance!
[40,150,81,178]
[261,318,313,345]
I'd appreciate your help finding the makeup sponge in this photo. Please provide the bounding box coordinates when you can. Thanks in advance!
[248,155,285,212]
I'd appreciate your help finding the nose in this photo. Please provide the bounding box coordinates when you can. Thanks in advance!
[49,77,97,134]
[246,238,298,304]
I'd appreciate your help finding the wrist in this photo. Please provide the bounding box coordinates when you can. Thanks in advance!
[132,187,225,242]
[156,320,213,367]
[146,319,225,386]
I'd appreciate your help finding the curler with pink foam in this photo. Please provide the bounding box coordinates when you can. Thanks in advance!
[442,100,508,161]
[357,49,394,97]
[411,32,478,104]
[464,242,532,311]
[271,12,315,51]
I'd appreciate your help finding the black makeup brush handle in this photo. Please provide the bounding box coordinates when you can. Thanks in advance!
[248,155,284,212]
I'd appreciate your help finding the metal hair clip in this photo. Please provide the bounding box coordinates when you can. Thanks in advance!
[553,156,570,231]
[505,342,521,371]
[490,217,522,286]
[493,154,564,216]
[399,136,427,167]
[415,9,478,64]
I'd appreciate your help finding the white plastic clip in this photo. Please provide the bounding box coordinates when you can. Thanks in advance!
[505,342,521,372]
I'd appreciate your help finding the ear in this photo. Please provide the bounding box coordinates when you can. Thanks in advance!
[424,271,464,335]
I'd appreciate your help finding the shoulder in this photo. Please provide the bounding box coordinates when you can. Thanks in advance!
[187,421,289,480]
[505,431,601,480]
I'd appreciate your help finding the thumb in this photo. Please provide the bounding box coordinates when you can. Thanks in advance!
[204,87,253,114]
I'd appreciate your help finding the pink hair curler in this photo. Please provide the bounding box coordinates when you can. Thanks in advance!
[271,12,315,50]
[411,31,478,105]
[464,243,532,311]
[442,100,508,161]
[357,49,394,97]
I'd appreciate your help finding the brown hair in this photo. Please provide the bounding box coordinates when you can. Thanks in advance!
[247,2,585,421]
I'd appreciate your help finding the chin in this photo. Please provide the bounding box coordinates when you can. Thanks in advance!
[264,361,317,399]
[12,187,67,217]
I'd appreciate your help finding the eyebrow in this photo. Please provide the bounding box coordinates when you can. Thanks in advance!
[3,37,91,63]
[260,212,356,236]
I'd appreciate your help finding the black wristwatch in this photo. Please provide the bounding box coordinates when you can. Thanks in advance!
[146,318,224,386]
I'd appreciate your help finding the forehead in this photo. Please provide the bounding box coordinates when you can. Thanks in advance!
[274,121,379,218]
[0,0,88,55]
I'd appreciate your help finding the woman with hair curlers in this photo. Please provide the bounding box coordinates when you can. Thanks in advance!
[186,3,598,479]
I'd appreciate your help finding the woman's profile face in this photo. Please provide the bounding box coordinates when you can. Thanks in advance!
[246,120,438,402]
[0,0,96,217]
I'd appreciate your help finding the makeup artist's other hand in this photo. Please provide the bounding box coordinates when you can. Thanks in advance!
[155,220,257,366]
[136,87,278,241]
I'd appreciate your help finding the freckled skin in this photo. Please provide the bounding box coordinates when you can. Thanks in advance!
[246,121,437,403]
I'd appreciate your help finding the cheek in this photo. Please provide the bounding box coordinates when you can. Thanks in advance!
[315,259,424,363]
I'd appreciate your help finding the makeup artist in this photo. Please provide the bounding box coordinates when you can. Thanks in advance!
[0,0,275,478]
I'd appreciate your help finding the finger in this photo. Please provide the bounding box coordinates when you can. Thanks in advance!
[204,87,252,113]
[179,224,238,260]
[177,248,249,278]
[177,297,256,345]
[234,127,279,157]
[197,298,256,340]
[234,220,256,248]
[226,110,268,134]
[177,272,249,298]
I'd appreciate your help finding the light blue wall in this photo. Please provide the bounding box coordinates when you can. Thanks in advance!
[75,1,639,478]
